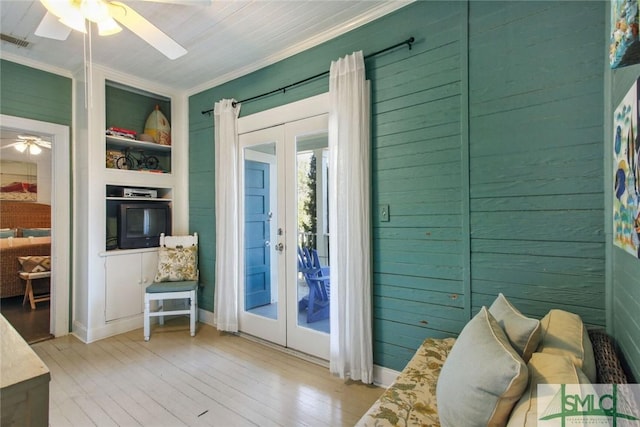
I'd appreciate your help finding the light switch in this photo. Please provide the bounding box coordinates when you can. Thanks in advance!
[380,204,390,222]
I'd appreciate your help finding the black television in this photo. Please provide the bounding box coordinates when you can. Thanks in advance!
[117,202,172,249]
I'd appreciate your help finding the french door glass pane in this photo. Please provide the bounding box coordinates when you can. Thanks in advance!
[296,133,330,334]
[244,143,278,320]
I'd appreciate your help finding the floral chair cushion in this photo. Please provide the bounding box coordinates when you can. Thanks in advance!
[154,245,198,282]
[356,337,456,427]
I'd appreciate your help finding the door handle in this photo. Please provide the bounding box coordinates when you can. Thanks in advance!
[265,240,270,247]
[275,243,284,252]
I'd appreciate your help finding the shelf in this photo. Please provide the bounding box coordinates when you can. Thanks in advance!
[106,197,171,202]
[99,247,160,257]
[106,135,171,152]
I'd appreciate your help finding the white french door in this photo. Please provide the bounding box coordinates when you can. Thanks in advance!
[238,114,330,360]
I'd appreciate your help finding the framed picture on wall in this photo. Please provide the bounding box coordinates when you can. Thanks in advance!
[610,0,640,69]
[613,77,640,259]
[0,160,37,201]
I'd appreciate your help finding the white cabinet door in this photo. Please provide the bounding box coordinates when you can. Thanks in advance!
[141,251,159,288]
[105,251,158,321]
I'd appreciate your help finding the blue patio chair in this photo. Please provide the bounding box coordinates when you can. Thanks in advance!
[297,246,330,323]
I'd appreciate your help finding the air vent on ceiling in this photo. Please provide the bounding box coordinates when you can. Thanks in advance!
[0,34,30,48]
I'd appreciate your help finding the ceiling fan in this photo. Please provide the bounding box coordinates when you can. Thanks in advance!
[34,0,202,60]
[1,135,52,155]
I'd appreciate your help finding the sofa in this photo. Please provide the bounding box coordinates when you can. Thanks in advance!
[356,294,634,427]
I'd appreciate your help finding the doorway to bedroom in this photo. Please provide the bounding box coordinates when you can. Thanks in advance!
[0,114,70,343]
[0,147,53,343]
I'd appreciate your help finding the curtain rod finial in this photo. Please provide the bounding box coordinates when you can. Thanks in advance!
[407,36,415,50]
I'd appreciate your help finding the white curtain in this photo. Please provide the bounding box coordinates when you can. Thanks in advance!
[328,51,373,383]
[214,99,241,332]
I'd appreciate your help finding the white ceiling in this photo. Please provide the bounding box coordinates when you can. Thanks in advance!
[0,0,411,94]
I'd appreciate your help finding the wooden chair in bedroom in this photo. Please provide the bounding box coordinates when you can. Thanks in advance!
[144,233,199,341]
[17,255,52,310]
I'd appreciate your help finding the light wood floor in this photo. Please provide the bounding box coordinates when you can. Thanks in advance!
[32,320,383,426]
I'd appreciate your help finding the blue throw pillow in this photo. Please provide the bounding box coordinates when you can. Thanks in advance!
[20,228,51,237]
[0,228,16,238]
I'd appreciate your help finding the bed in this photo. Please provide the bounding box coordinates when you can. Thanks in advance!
[0,201,51,299]
[0,181,37,202]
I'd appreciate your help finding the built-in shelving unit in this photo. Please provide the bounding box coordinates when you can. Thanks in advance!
[73,65,183,343]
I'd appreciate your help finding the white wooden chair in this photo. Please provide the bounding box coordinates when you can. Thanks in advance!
[144,233,198,341]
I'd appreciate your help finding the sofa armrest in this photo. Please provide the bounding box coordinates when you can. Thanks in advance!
[588,329,629,384]
[355,337,456,427]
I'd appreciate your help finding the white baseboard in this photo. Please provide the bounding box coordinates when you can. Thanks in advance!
[198,308,216,326]
[373,365,400,388]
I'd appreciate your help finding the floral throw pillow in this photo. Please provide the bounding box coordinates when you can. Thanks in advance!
[18,255,51,273]
[154,245,198,282]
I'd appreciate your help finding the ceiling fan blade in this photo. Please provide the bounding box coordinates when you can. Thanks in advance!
[134,0,210,4]
[34,11,72,40]
[107,2,187,60]
[37,141,52,149]
[0,142,21,150]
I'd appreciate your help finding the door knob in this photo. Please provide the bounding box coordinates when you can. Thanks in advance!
[265,240,270,247]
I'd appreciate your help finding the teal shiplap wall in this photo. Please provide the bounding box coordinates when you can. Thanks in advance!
[0,60,72,126]
[610,64,640,382]
[468,3,606,322]
[189,1,609,371]
[105,85,170,135]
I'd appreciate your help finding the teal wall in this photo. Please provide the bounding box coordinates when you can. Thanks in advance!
[105,85,170,135]
[609,64,640,382]
[0,60,72,126]
[468,4,606,320]
[189,1,610,371]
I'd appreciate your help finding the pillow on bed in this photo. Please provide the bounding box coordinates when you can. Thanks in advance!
[0,228,17,238]
[18,255,51,273]
[20,228,51,237]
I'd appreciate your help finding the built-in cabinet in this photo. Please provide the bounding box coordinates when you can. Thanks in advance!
[105,250,158,321]
[73,66,187,343]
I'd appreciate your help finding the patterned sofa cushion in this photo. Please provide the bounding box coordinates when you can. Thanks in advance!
[355,337,456,427]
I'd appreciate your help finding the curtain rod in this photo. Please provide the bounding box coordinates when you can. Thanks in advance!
[201,36,415,116]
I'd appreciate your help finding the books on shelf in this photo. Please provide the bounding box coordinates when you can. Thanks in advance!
[106,127,137,139]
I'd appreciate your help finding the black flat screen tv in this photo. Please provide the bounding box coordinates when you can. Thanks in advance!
[117,202,171,249]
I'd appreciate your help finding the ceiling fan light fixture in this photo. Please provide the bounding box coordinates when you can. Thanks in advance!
[14,142,27,153]
[81,0,109,23]
[60,10,87,34]
[97,17,122,36]
[40,0,86,33]
[29,144,43,155]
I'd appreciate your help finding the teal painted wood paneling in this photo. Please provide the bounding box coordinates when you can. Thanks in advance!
[610,64,640,382]
[189,1,609,371]
[105,85,170,135]
[468,1,606,326]
[0,60,72,126]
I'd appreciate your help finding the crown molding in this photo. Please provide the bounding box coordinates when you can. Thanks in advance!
[0,51,73,78]
[186,1,414,96]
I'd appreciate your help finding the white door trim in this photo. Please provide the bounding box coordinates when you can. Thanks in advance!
[237,94,330,360]
[0,114,71,337]
[238,93,329,135]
